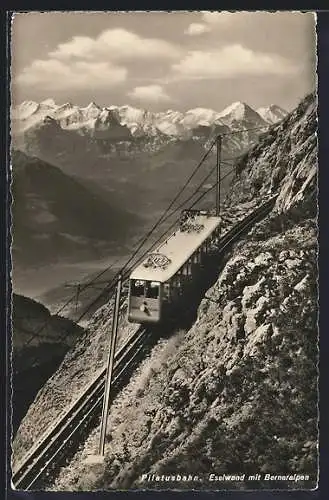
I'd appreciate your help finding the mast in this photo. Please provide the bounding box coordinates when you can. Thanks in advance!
[98,273,122,456]
[216,135,222,217]
[216,134,222,216]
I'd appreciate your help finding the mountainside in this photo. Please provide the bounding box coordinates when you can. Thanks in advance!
[12,293,84,434]
[12,150,139,267]
[226,93,316,215]
[12,94,316,490]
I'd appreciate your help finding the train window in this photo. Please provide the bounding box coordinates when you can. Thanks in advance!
[171,276,179,290]
[132,280,145,296]
[193,252,199,264]
[163,283,170,301]
[146,281,160,299]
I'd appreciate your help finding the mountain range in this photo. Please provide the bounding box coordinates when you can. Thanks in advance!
[11,98,288,286]
[11,99,287,205]
[12,98,287,139]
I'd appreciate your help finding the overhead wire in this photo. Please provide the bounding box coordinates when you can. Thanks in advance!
[21,160,236,349]
[59,126,263,299]
[54,134,219,295]
[17,125,267,347]
[18,136,219,345]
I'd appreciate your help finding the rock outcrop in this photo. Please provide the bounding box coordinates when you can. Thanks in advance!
[227,93,317,216]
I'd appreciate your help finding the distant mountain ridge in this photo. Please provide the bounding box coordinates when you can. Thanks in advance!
[10,99,289,229]
[12,98,287,139]
[11,98,287,181]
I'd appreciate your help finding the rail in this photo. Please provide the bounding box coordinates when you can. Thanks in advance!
[12,325,149,490]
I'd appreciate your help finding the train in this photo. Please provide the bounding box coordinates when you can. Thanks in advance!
[127,209,221,324]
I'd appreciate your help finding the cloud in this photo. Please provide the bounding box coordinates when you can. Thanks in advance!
[172,44,298,79]
[16,59,127,90]
[184,23,211,36]
[49,28,180,61]
[128,85,172,102]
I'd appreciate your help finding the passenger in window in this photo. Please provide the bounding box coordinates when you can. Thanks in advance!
[147,282,159,299]
[133,280,144,297]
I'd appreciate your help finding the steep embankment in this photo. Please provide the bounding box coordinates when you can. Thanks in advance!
[12,294,84,434]
[55,214,317,491]
[13,93,317,490]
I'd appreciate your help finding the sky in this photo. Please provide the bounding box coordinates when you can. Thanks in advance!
[10,11,317,113]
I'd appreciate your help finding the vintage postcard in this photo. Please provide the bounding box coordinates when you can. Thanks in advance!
[10,11,318,491]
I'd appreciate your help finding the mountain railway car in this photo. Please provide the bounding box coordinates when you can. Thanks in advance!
[128,210,221,324]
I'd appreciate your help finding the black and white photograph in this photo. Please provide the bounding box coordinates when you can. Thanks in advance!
[10,11,318,491]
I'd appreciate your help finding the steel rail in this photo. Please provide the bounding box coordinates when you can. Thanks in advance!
[12,326,148,489]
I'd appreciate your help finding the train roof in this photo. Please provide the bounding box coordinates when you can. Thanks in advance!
[130,212,221,283]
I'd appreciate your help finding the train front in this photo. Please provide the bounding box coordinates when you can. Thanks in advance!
[128,278,162,323]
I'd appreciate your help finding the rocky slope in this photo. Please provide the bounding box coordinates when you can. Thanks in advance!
[54,213,317,492]
[226,93,317,216]
[12,293,84,434]
[12,150,139,267]
[12,93,317,490]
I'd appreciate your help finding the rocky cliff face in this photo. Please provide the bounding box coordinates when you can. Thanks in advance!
[12,94,317,490]
[12,99,279,140]
[226,93,317,216]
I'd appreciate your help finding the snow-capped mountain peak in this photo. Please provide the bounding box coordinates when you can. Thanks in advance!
[40,98,57,107]
[216,101,268,130]
[12,97,285,143]
[218,101,261,122]
[257,104,288,124]
[12,100,39,120]
[56,102,75,112]
[185,107,221,122]
[84,101,101,110]
[219,100,247,115]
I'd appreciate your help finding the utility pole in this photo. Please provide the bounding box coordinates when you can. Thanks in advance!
[98,273,122,456]
[216,134,222,217]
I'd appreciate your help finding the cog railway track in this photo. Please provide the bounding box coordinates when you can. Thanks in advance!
[12,195,276,490]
